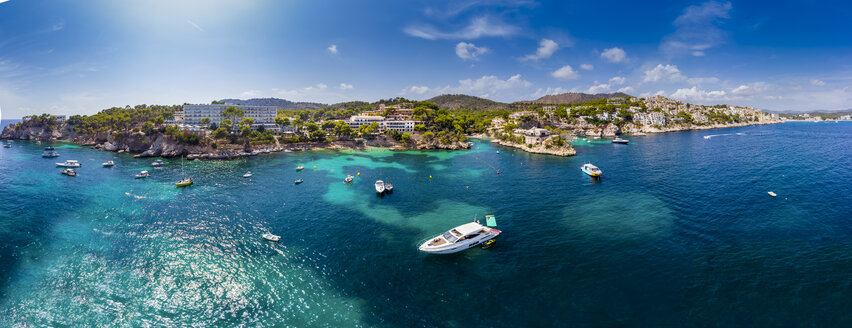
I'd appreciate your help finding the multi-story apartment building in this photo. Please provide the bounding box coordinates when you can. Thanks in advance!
[181,104,281,130]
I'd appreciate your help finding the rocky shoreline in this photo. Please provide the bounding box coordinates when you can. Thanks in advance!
[1,122,471,159]
[490,139,577,156]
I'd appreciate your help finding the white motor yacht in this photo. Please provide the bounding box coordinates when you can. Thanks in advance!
[61,168,77,176]
[612,137,629,144]
[56,160,81,167]
[103,161,115,167]
[135,170,150,179]
[375,180,385,193]
[344,175,354,183]
[42,150,60,157]
[152,159,165,167]
[243,171,252,178]
[418,222,502,254]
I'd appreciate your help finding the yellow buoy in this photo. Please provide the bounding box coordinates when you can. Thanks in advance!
[429,175,432,179]
[313,166,316,169]
[357,172,360,176]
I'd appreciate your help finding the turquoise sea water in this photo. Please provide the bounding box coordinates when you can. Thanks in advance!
[0,122,850,326]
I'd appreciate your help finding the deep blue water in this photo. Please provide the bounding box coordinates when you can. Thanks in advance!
[0,122,850,326]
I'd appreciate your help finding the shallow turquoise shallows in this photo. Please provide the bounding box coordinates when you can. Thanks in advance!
[0,121,850,327]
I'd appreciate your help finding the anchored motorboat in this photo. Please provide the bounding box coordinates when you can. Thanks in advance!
[768,191,777,197]
[418,221,502,254]
[103,161,115,167]
[56,160,81,167]
[262,233,281,242]
[384,181,393,192]
[375,180,385,193]
[61,168,77,176]
[135,170,150,179]
[294,179,303,184]
[296,165,304,171]
[42,149,60,157]
[344,175,354,183]
[3,142,11,148]
[581,163,602,177]
[243,171,252,178]
[152,159,165,167]
[612,137,629,144]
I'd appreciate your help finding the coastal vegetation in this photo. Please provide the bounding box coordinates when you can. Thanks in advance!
[1,92,781,159]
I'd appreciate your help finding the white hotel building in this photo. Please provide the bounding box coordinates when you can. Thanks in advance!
[179,104,281,130]
[347,115,416,133]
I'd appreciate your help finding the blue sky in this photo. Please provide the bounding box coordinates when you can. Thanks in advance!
[0,0,850,118]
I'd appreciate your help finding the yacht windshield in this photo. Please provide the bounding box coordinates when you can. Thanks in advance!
[442,231,459,243]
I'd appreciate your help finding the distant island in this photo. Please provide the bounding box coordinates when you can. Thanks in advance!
[1,92,783,158]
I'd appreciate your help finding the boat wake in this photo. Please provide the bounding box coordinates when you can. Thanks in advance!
[703,132,746,139]
[124,192,146,199]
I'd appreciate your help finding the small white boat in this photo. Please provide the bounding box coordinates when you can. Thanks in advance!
[612,137,629,144]
[385,182,393,192]
[344,175,354,183]
[152,159,165,167]
[375,180,385,193]
[496,150,500,154]
[418,221,502,254]
[594,136,601,140]
[768,191,777,197]
[262,233,281,242]
[135,170,150,179]
[56,160,81,167]
[103,161,115,167]
[61,168,77,176]
[296,165,304,171]
[243,171,252,178]
[294,179,303,184]
[3,142,11,148]
[581,163,602,177]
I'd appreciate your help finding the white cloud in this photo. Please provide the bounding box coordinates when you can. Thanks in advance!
[551,65,579,80]
[609,76,626,85]
[810,79,825,86]
[617,86,635,94]
[671,86,727,101]
[521,39,558,61]
[530,87,569,99]
[186,20,204,32]
[580,64,594,70]
[643,64,686,82]
[405,86,431,94]
[601,47,627,63]
[661,1,732,57]
[339,83,353,90]
[641,90,668,97]
[276,83,339,102]
[51,19,65,32]
[327,44,338,54]
[404,16,519,40]
[455,42,489,60]
[587,83,611,94]
[402,74,533,101]
[240,90,262,98]
[687,77,720,84]
[730,82,770,97]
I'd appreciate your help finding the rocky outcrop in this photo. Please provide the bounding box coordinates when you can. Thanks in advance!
[492,139,576,156]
